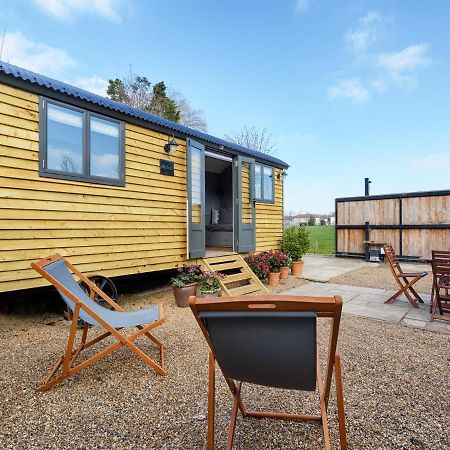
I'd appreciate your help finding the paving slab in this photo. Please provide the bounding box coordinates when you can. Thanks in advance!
[300,254,372,282]
[403,318,428,329]
[283,281,449,334]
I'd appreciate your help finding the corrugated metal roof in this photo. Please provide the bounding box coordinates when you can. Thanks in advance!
[0,60,289,168]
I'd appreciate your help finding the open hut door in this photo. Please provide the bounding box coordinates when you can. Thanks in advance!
[187,139,205,258]
[235,156,256,253]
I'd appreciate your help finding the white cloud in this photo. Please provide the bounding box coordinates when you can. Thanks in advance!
[412,153,450,171]
[32,0,123,22]
[332,10,432,101]
[0,31,75,76]
[370,78,388,93]
[328,78,370,103]
[377,44,430,76]
[74,76,109,96]
[294,0,312,14]
[345,11,385,53]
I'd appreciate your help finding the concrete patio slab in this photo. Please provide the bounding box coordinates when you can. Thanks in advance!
[300,255,372,282]
[284,281,449,334]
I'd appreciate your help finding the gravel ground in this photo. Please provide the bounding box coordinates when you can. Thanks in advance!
[1,283,449,449]
[330,262,433,294]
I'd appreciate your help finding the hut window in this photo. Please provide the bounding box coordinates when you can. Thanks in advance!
[254,163,274,203]
[40,98,125,186]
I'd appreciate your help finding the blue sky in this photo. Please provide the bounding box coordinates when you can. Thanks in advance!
[1,0,449,213]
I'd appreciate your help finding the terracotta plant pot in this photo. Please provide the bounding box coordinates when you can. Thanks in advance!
[268,271,280,287]
[291,260,304,277]
[173,283,197,308]
[200,289,221,298]
[280,266,289,279]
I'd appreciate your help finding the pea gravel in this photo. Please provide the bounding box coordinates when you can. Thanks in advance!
[330,262,433,294]
[0,287,449,450]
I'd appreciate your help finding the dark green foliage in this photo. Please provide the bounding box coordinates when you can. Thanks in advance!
[150,82,180,122]
[281,226,310,261]
[107,74,180,122]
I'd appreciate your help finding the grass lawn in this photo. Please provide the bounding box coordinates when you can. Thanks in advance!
[306,225,335,255]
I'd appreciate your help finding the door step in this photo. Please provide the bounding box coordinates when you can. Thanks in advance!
[202,253,268,297]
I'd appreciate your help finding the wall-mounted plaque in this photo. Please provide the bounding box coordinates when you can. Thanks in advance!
[160,159,174,176]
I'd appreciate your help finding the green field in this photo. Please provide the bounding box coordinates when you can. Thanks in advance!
[306,225,335,255]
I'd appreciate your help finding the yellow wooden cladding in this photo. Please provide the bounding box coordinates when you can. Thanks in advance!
[255,168,283,252]
[0,83,285,293]
[241,162,252,224]
[0,85,190,292]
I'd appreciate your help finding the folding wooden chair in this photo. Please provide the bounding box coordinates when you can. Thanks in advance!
[430,250,450,322]
[31,254,166,392]
[383,244,427,308]
[189,294,347,450]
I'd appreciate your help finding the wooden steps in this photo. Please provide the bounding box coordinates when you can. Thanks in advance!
[202,252,268,297]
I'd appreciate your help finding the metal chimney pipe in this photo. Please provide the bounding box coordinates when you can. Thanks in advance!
[364,178,371,196]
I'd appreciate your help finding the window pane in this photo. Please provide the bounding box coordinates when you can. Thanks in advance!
[90,117,120,179]
[47,103,83,174]
[263,166,273,201]
[255,164,262,199]
[190,147,202,224]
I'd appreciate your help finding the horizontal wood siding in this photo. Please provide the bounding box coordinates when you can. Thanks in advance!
[255,168,283,252]
[0,84,189,292]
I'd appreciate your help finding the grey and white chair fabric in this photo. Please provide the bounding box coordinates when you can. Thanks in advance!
[190,294,347,450]
[31,254,166,392]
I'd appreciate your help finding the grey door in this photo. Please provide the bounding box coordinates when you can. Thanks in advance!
[235,156,256,253]
[187,138,205,258]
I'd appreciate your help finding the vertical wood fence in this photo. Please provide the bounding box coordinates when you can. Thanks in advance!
[335,189,450,259]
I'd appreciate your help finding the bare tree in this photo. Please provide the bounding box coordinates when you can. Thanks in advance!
[59,153,79,173]
[170,90,208,132]
[107,69,180,122]
[224,126,276,154]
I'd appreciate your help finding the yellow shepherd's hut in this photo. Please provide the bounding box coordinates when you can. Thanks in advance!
[0,61,288,293]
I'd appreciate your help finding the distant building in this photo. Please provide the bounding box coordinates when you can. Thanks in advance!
[284,212,336,227]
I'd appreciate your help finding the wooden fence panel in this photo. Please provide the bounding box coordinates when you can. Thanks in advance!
[335,190,450,259]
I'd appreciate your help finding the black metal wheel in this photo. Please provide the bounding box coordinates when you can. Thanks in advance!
[75,275,118,327]
[79,275,118,306]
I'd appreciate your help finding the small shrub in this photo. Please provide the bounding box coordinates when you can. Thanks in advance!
[281,226,310,261]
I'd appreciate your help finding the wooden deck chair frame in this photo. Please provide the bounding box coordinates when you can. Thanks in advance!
[430,250,450,323]
[31,254,166,392]
[383,244,427,308]
[189,294,347,450]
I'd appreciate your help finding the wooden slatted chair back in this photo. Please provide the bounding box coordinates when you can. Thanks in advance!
[383,244,402,275]
[431,250,450,289]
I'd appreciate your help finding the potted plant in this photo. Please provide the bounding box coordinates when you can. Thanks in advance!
[245,252,271,281]
[266,250,286,287]
[281,226,310,277]
[279,253,291,279]
[198,271,225,298]
[171,264,202,307]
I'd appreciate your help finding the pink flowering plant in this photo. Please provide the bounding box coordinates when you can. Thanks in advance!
[171,264,203,288]
[245,252,271,280]
[198,271,225,293]
[267,250,290,273]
